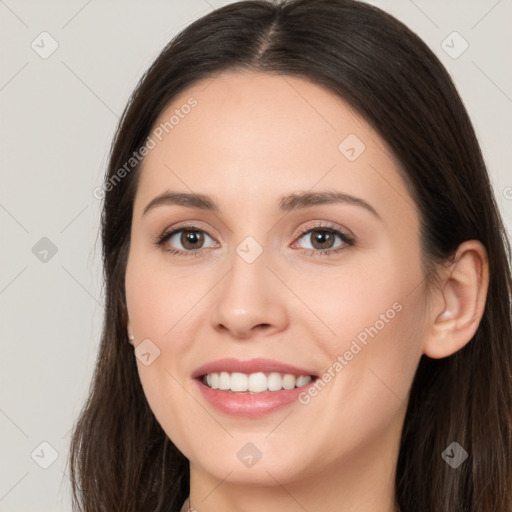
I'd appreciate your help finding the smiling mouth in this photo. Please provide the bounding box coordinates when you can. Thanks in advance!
[200,371,317,393]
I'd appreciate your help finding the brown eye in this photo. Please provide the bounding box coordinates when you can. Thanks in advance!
[307,229,336,250]
[297,228,347,252]
[157,226,217,255]
[293,223,355,257]
[179,230,204,250]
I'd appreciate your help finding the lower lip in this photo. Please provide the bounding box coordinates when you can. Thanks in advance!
[195,379,315,417]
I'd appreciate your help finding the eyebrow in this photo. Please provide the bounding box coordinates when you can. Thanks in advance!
[142,190,381,219]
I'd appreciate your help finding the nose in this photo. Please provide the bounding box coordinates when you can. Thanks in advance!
[210,246,288,340]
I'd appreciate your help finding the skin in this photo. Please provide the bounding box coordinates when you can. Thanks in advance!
[124,70,489,512]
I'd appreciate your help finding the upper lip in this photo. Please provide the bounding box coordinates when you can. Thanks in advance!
[192,358,318,379]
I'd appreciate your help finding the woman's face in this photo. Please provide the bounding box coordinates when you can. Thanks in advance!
[125,70,430,487]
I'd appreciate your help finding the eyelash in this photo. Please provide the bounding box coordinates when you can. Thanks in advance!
[154,222,356,258]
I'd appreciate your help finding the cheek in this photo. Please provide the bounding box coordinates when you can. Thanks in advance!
[295,293,425,471]
[125,251,207,455]
[317,278,426,429]
[307,253,426,418]
[125,248,204,342]
[296,255,418,355]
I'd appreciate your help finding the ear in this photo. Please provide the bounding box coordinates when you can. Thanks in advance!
[423,240,489,359]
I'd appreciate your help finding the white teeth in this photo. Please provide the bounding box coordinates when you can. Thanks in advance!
[218,371,230,390]
[267,372,283,391]
[202,371,313,393]
[282,374,296,390]
[230,372,248,392]
[248,372,267,393]
[296,375,311,387]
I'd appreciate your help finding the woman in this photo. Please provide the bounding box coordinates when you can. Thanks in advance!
[68,1,512,511]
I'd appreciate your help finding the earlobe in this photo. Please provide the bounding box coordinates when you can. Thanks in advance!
[127,321,135,345]
[423,240,489,359]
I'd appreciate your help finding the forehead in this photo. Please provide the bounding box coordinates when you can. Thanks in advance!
[146,70,371,164]
[134,70,413,221]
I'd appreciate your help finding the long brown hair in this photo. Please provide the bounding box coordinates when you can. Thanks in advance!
[68,1,512,510]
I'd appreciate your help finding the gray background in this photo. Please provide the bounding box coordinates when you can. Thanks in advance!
[0,1,510,510]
